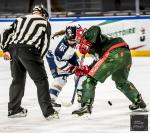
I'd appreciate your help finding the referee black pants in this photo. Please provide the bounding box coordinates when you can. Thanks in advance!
[8,46,54,117]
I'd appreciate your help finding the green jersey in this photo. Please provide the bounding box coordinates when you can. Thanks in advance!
[79,26,140,107]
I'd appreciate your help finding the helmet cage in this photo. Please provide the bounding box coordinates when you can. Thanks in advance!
[65,26,76,41]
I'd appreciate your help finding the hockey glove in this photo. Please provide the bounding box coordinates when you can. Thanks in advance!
[74,65,90,76]
[79,38,92,55]
[64,64,75,73]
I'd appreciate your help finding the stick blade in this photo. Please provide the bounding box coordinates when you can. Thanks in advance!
[61,101,73,107]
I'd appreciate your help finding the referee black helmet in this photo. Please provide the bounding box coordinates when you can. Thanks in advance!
[32,5,49,19]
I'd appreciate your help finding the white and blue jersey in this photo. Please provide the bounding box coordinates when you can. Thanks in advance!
[46,37,79,78]
[46,36,86,103]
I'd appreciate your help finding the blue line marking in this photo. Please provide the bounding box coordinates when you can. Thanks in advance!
[48,16,150,22]
[0,19,15,22]
[0,15,150,22]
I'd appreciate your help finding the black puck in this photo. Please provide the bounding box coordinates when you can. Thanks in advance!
[108,101,112,106]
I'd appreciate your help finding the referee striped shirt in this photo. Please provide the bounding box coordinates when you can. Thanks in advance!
[1,14,51,58]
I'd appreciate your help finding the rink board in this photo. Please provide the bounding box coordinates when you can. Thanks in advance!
[1,50,150,57]
[1,15,150,57]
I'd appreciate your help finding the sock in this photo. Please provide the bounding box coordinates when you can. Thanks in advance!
[49,87,61,101]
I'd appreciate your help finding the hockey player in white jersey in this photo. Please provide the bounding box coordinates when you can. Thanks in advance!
[46,26,85,107]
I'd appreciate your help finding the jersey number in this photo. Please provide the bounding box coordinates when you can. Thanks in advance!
[59,43,67,52]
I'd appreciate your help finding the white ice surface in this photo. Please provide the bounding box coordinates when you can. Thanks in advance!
[0,57,150,133]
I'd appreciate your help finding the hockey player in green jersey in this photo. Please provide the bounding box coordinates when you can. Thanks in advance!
[72,25,147,116]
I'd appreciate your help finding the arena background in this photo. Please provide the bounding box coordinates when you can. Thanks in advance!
[0,0,150,57]
[0,15,150,57]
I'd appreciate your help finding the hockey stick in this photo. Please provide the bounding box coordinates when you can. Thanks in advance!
[62,55,85,107]
[130,44,145,50]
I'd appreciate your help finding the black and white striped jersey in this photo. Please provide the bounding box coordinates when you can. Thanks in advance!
[1,14,51,57]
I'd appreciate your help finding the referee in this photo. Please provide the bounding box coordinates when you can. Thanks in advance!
[0,5,58,120]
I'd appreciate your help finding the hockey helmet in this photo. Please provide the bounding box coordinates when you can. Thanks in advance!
[66,26,77,40]
[32,5,49,19]
[76,27,86,42]
[65,26,77,45]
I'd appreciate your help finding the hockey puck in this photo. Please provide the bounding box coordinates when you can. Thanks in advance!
[108,101,112,106]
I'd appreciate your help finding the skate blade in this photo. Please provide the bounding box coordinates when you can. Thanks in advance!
[8,113,27,118]
[72,113,91,119]
[46,115,59,120]
[132,108,149,112]
[61,101,72,107]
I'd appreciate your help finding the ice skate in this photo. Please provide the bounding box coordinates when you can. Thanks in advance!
[8,107,27,118]
[51,99,61,111]
[72,105,92,116]
[45,110,59,120]
[51,100,61,108]
[129,94,147,112]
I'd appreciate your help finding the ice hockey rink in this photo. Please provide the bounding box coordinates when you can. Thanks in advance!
[0,57,149,133]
